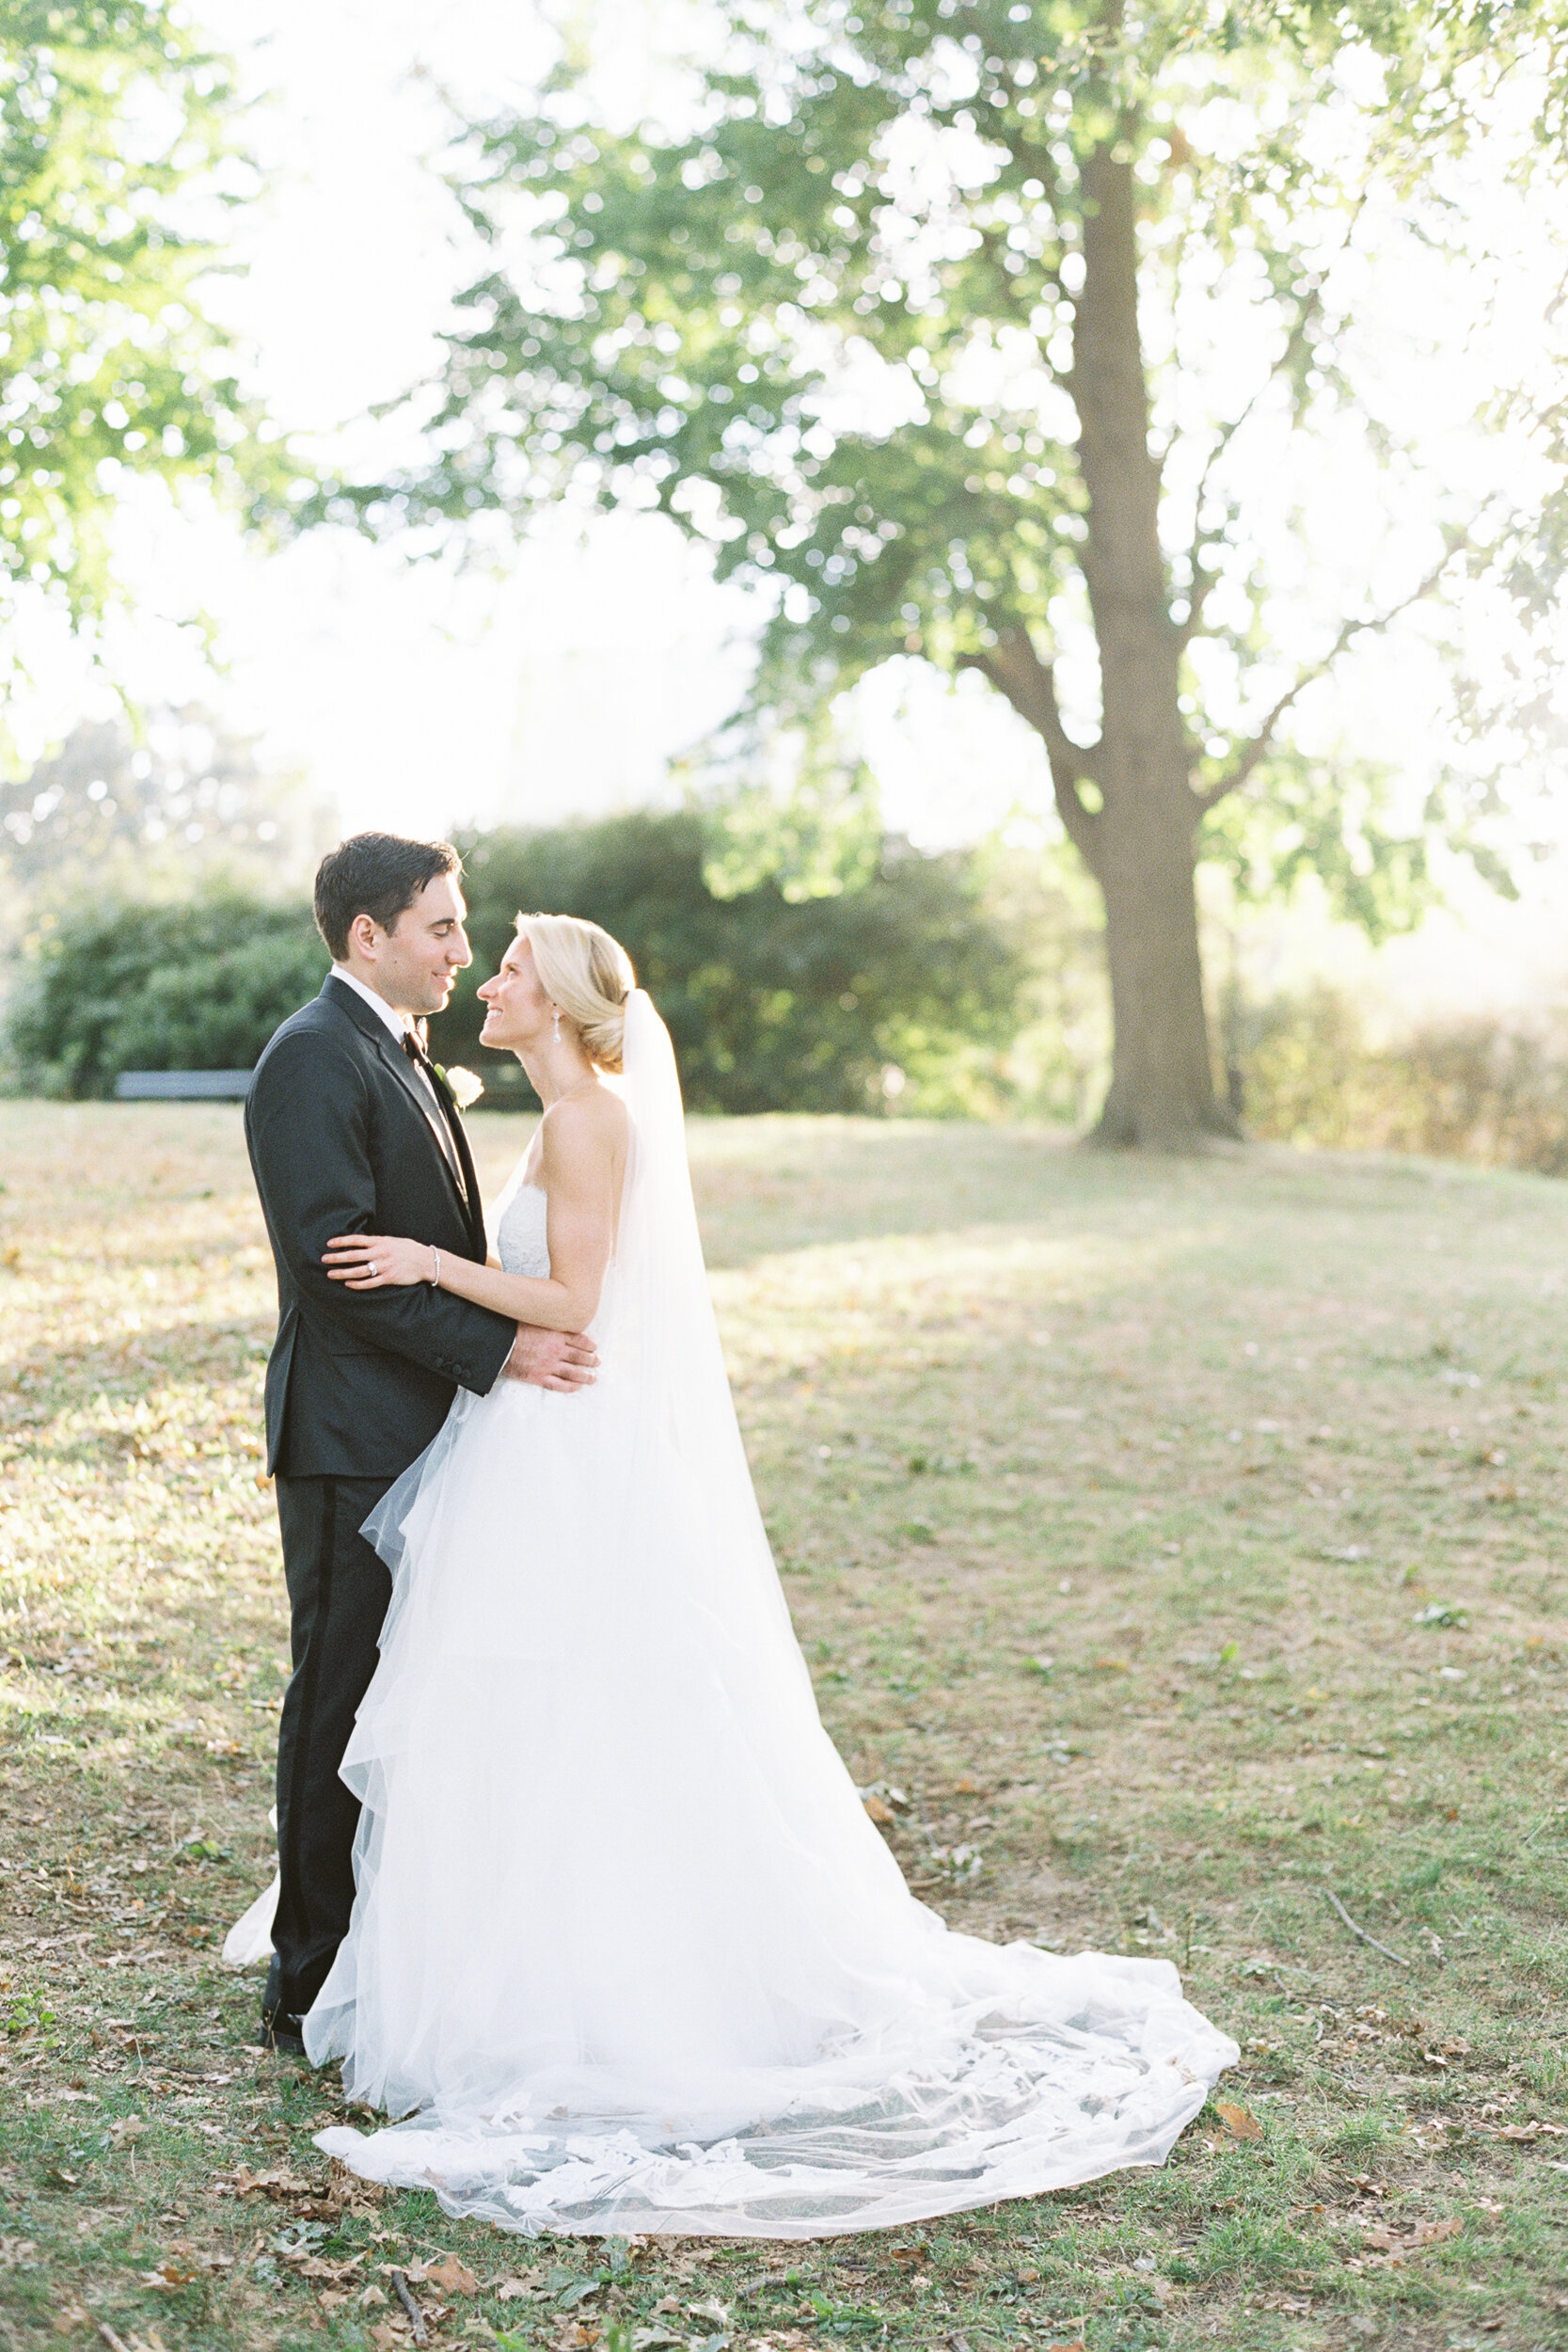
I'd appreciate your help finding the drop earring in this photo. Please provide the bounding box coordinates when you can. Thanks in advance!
[552,1006,562,1044]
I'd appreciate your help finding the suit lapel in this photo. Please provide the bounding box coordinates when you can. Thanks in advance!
[425,1057,489,1258]
[322,977,474,1227]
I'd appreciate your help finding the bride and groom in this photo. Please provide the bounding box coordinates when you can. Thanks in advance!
[243,828,1236,2239]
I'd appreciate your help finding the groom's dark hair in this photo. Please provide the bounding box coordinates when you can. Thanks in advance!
[314,833,463,960]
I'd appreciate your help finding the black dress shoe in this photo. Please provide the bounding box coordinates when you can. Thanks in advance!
[258,2010,308,2059]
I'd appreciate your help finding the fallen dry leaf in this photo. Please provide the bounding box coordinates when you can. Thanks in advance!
[1359,2215,1463,2261]
[327,2156,387,2209]
[141,2259,203,2290]
[863,1793,895,1825]
[1214,2099,1264,2142]
[290,2254,363,2285]
[219,2164,314,2198]
[422,2251,480,2296]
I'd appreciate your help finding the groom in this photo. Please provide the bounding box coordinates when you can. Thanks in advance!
[245,832,596,2057]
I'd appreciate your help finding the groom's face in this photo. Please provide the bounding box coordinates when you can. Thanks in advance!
[362,873,473,1016]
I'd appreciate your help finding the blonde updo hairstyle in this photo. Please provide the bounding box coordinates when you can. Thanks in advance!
[515,912,636,1073]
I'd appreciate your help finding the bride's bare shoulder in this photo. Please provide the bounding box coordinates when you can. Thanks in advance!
[541,1084,628,1160]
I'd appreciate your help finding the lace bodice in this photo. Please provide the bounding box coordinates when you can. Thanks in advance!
[495,1176,550,1279]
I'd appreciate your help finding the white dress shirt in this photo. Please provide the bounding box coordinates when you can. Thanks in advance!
[329,962,463,1184]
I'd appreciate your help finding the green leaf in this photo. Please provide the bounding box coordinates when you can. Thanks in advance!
[556,2277,605,2309]
[0,0,297,661]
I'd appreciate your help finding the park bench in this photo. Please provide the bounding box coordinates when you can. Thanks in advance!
[114,1071,252,1101]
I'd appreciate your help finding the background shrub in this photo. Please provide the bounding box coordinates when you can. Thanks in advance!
[8,896,325,1097]
[20,824,1561,1176]
[5,813,1030,1115]
[1237,984,1568,1175]
[428,812,1029,1115]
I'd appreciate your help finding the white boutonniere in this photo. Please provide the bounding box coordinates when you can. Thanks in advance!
[438,1065,484,1111]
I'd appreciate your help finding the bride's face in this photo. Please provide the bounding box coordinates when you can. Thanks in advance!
[477,936,550,1053]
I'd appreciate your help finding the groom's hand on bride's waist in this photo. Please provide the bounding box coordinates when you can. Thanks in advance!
[502,1326,598,1391]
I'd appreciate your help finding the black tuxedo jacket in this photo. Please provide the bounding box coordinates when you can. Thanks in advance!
[245,976,516,1477]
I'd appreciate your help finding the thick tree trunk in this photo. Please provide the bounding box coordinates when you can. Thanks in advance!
[1070,142,1235,1150]
[968,122,1242,1148]
[974,135,1233,1150]
[1089,811,1227,1147]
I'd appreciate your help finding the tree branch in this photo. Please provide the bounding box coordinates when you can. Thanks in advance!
[961,628,1102,863]
[1176,202,1370,647]
[970,220,1065,333]
[1194,549,1454,815]
[1177,320,1314,649]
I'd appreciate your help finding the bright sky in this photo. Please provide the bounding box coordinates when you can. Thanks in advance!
[12,0,1565,1010]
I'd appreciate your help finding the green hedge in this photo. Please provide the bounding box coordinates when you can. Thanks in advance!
[431,813,1025,1114]
[8,814,1029,1113]
[8,896,326,1097]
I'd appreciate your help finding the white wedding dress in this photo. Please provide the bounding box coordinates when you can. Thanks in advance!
[305,993,1236,2237]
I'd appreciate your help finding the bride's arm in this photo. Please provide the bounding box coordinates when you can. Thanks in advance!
[323,1099,621,1332]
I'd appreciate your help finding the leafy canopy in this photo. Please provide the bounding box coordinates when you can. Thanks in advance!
[0,708,328,927]
[341,0,1565,926]
[1,0,286,633]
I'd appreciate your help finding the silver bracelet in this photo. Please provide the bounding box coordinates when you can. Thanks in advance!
[429,1248,441,1287]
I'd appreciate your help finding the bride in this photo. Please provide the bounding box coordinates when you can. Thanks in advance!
[303,911,1236,2239]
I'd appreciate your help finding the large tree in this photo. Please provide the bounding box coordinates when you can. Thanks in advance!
[0,0,283,644]
[335,0,1561,1146]
[0,708,327,920]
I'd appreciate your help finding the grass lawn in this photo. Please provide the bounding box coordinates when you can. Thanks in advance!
[1,1103,1566,2352]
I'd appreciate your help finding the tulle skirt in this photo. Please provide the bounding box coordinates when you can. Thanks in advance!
[306,1362,1237,2236]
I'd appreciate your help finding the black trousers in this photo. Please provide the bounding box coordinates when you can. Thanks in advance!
[264,1472,396,2025]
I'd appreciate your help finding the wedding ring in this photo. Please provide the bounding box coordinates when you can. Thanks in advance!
[369,1262,378,1277]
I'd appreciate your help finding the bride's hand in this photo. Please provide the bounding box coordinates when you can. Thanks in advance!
[323,1233,434,1289]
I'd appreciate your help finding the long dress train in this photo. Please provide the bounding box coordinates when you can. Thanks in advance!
[305,993,1236,2236]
